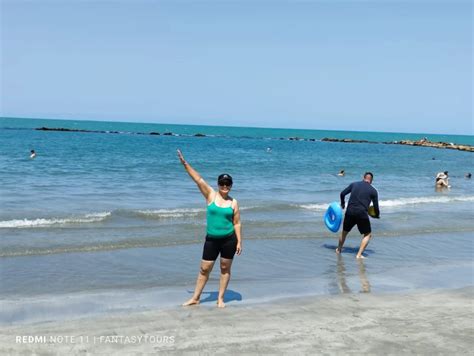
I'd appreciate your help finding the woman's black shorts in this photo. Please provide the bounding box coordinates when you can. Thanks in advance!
[202,233,237,261]
[343,212,371,235]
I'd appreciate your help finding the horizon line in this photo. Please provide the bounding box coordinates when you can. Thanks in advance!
[1,115,472,138]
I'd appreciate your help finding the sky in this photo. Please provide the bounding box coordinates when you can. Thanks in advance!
[0,0,472,134]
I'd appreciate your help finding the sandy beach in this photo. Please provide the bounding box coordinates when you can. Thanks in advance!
[1,287,472,355]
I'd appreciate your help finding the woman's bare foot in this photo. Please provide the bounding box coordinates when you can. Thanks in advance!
[182,298,200,306]
[356,254,365,259]
[217,299,226,308]
[336,248,341,254]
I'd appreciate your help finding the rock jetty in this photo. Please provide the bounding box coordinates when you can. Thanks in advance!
[33,127,473,152]
[321,137,473,152]
[321,138,372,144]
[387,139,474,152]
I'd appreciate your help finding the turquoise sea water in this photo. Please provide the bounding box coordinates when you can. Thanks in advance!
[1,117,473,324]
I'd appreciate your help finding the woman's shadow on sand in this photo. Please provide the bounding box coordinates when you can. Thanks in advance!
[187,289,243,304]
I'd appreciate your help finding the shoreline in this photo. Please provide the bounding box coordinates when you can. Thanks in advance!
[2,231,473,328]
[1,287,472,354]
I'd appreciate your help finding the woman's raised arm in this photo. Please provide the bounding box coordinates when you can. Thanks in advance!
[177,149,214,202]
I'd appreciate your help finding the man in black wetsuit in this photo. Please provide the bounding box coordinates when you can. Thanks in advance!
[337,172,380,259]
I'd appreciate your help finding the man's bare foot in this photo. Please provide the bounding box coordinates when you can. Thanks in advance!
[217,299,226,308]
[182,298,200,306]
[356,254,365,259]
[336,248,341,254]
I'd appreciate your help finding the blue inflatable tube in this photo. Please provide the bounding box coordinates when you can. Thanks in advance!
[324,202,343,233]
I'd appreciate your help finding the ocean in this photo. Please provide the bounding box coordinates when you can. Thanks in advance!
[1,117,473,324]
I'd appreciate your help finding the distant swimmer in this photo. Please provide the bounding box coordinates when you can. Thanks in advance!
[266,147,272,153]
[338,170,345,177]
[30,150,36,159]
[177,149,242,308]
[466,173,472,179]
[337,172,380,259]
[435,172,450,189]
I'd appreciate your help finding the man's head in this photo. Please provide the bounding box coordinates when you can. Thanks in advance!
[363,172,374,184]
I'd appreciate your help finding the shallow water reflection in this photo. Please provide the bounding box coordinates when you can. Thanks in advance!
[334,255,371,294]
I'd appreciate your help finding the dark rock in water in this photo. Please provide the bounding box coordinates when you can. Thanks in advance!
[149,132,160,135]
[321,137,341,142]
[37,127,59,131]
[321,137,473,152]
[321,137,370,143]
[308,138,316,141]
[36,127,92,133]
[194,133,206,137]
[163,132,173,136]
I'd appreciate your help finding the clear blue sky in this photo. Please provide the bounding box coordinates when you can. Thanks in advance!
[1,0,472,134]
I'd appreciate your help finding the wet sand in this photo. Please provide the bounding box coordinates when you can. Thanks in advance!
[1,287,472,355]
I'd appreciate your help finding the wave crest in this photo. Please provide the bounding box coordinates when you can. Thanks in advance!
[135,208,203,218]
[380,196,474,207]
[297,195,474,211]
[0,212,111,228]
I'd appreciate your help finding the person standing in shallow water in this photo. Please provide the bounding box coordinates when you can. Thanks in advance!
[435,172,450,190]
[177,149,242,308]
[337,172,380,259]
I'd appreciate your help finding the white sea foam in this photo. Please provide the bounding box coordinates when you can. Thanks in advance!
[3,196,472,228]
[136,208,203,218]
[298,196,474,211]
[136,205,256,218]
[379,196,474,207]
[297,203,329,211]
[0,212,111,228]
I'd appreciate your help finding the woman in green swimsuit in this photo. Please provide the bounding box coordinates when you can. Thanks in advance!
[177,149,242,308]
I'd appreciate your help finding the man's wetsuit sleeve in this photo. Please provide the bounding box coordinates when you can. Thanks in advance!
[340,183,353,209]
[372,189,380,218]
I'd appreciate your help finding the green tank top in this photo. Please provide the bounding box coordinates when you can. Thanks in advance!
[206,200,235,238]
